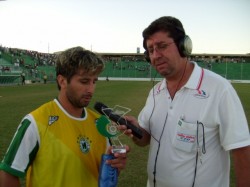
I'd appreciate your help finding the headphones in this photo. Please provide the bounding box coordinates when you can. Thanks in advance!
[144,35,192,63]
[178,35,193,57]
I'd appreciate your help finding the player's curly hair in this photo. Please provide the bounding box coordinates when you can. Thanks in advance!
[55,46,104,89]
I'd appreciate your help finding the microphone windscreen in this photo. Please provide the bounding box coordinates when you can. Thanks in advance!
[94,102,107,115]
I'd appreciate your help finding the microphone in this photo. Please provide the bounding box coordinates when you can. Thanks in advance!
[94,102,143,139]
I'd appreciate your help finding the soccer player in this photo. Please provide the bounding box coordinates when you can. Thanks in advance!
[0,46,129,187]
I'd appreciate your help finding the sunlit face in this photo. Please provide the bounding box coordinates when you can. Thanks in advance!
[146,31,181,78]
[65,70,98,108]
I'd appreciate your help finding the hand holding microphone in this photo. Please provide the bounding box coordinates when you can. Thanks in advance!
[94,102,143,139]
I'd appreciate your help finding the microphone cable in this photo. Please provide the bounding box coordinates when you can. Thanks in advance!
[148,70,168,187]
[192,121,206,187]
[149,60,187,187]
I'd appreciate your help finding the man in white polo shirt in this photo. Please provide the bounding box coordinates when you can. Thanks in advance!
[122,16,250,187]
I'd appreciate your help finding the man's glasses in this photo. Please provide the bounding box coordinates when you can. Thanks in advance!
[148,42,175,56]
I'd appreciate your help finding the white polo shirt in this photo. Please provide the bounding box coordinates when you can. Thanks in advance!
[138,62,250,187]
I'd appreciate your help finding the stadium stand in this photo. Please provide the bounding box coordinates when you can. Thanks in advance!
[0,55,21,85]
[0,46,250,85]
[0,46,56,84]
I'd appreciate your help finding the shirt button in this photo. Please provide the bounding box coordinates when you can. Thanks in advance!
[170,106,173,109]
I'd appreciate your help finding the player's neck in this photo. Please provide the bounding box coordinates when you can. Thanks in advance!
[57,96,83,118]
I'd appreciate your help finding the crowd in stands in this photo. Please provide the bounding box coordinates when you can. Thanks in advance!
[0,46,57,84]
[191,56,248,64]
[102,55,146,63]
[0,45,249,76]
[0,46,56,68]
[0,66,11,72]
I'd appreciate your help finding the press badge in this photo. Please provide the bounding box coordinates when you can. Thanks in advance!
[173,118,197,152]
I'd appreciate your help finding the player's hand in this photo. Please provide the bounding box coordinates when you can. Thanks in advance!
[106,145,130,172]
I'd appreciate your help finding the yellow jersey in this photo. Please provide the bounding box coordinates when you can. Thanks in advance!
[0,99,109,187]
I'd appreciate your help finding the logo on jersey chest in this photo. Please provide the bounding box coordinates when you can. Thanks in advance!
[77,135,92,154]
[48,116,59,125]
[194,89,209,99]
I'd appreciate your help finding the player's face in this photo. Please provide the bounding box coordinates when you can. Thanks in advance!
[66,70,98,108]
[146,31,182,79]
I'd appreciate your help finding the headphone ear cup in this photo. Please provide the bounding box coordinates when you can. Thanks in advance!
[144,51,150,63]
[179,35,193,57]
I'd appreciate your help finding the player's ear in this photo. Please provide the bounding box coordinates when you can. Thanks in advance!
[57,74,67,89]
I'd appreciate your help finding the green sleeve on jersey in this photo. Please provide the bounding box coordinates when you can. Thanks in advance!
[3,119,31,165]
[0,162,26,178]
[0,118,39,177]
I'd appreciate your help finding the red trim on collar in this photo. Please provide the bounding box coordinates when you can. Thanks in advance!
[196,68,204,92]
[156,81,163,94]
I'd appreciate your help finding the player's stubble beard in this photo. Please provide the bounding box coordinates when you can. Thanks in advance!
[66,88,92,109]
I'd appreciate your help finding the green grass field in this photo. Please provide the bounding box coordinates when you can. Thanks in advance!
[0,81,249,187]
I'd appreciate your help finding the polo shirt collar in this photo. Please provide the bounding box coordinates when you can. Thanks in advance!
[185,61,203,90]
[158,61,203,92]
